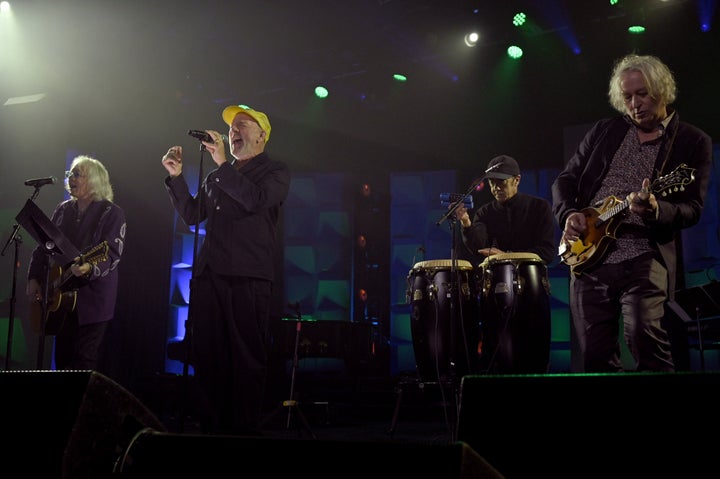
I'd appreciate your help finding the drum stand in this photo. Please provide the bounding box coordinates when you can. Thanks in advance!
[262,304,317,439]
[387,374,459,441]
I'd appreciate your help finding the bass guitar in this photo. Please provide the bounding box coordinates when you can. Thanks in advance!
[558,164,695,276]
[30,241,109,335]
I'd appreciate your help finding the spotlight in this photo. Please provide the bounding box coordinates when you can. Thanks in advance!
[507,45,523,59]
[464,32,479,47]
[314,86,329,98]
[512,12,527,27]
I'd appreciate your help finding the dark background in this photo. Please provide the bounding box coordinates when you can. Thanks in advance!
[1,0,719,392]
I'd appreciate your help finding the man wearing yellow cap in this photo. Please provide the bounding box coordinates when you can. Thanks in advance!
[161,105,290,435]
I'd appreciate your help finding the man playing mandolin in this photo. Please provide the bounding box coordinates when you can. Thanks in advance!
[552,54,712,373]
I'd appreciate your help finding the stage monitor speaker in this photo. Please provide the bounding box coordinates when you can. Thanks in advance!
[457,372,720,478]
[0,369,166,479]
[115,430,504,478]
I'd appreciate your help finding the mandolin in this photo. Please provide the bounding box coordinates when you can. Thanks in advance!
[558,164,695,276]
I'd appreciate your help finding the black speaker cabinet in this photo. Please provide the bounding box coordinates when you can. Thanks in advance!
[115,430,504,478]
[0,370,165,479]
[457,372,720,478]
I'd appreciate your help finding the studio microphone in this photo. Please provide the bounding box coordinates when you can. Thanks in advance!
[24,176,56,187]
[440,193,473,209]
[484,162,503,174]
[187,130,228,143]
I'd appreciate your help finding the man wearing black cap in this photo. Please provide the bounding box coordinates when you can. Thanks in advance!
[455,154,555,264]
[161,105,290,435]
[455,154,556,374]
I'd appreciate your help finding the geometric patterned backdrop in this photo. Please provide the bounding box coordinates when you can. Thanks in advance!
[163,147,720,376]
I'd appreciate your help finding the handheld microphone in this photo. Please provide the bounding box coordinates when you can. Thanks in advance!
[188,130,228,143]
[24,176,57,187]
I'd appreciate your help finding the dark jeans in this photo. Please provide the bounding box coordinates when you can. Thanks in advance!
[570,254,675,372]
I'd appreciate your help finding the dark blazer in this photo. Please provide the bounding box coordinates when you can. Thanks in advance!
[165,152,290,282]
[28,199,126,326]
[551,111,713,296]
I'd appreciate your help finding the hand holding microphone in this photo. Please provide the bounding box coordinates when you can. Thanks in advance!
[188,129,228,167]
[188,130,228,144]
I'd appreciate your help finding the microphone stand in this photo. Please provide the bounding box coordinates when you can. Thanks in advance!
[1,223,23,370]
[2,187,53,370]
[177,141,208,432]
[435,175,485,442]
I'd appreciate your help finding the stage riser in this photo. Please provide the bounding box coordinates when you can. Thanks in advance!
[458,372,720,478]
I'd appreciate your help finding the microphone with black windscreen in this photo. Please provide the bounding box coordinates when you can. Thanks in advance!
[24,177,57,187]
[187,130,228,143]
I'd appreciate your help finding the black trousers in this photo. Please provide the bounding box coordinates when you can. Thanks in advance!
[189,269,271,435]
[54,312,109,370]
[570,255,674,372]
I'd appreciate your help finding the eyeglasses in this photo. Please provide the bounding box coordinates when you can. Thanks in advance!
[65,170,83,179]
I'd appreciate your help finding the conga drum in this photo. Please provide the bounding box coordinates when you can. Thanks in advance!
[478,252,551,374]
[407,259,480,382]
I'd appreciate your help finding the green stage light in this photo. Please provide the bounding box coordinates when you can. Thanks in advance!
[513,12,527,27]
[314,86,329,98]
[507,45,523,59]
[628,25,646,34]
[393,74,407,82]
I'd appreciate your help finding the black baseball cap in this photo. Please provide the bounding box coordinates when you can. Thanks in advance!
[485,155,521,180]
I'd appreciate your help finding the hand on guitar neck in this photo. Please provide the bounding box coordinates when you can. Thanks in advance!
[626,178,658,219]
[26,240,109,335]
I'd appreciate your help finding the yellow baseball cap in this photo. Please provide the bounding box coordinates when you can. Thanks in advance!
[221,105,272,143]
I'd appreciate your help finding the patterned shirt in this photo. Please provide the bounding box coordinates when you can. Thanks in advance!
[590,124,661,264]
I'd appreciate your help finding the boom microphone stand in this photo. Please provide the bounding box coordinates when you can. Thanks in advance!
[1,222,23,370]
[11,188,78,369]
[436,168,498,440]
[436,191,475,441]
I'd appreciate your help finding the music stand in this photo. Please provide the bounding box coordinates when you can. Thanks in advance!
[672,282,720,371]
[16,199,80,265]
[15,199,80,368]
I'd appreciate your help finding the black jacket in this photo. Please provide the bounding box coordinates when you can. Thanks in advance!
[551,112,712,296]
[165,152,290,281]
[461,191,557,265]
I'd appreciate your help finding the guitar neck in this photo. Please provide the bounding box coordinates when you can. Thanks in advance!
[597,198,630,224]
[53,265,76,291]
